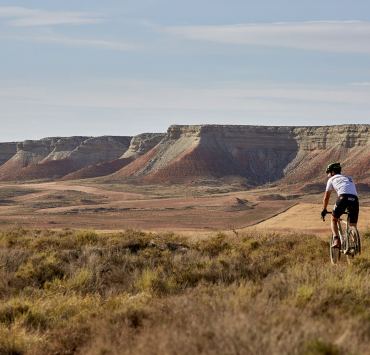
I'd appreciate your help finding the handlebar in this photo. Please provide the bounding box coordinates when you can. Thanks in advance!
[322,210,348,222]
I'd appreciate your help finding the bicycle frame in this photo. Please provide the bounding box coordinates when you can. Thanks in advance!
[336,214,350,254]
[325,210,361,264]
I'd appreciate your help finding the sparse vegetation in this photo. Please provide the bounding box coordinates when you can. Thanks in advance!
[21,190,108,210]
[98,181,245,198]
[0,228,369,354]
[0,187,37,205]
[0,187,37,199]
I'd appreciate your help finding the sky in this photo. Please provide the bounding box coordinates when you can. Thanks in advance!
[0,0,370,141]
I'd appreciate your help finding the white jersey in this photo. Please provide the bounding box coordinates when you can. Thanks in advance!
[326,174,358,197]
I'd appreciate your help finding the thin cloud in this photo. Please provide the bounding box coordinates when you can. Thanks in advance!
[2,81,370,110]
[1,81,370,128]
[0,6,103,27]
[1,34,136,51]
[351,82,370,86]
[164,21,370,54]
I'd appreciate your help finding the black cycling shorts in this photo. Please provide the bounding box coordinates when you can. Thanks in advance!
[332,194,359,224]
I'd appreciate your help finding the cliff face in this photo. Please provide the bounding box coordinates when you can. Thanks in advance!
[122,133,165,159]
[112,125,298,184]
[0,125,368,185]
[64,136,132,166]
[40,137,89,161]
[293,125,369,151]
[111,124,370,186]
[62,134,163,180]
[0,137,69,180]
[0,136,131,181]
[0,142,17,165]
[284,125,370,185]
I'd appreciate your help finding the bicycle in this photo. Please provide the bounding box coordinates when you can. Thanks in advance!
[322,211,361,264]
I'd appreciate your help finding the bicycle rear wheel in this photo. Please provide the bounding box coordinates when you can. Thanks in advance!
[329,235,340,264]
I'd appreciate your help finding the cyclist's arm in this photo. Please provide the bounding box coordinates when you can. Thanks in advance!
[322,191,331,210]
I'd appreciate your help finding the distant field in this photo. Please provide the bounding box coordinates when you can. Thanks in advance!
[0,187,37,203]
[0,181,298,231]
[1,228,370,354]
[0,181,369,235]
[250,203,370,236]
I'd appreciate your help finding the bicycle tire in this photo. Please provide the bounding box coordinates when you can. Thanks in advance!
[329,235,340,264]
[349,227,361,255]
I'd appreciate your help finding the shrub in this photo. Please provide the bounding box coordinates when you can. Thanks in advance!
[0,300,30,326]
[363,228,370,240]
[295,285,315,307]
[15,252,65,287]
[0,324,44,354]
[302,339,341,355]
[75,230,99,246]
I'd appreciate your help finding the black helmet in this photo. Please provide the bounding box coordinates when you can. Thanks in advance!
[326,162,341,174]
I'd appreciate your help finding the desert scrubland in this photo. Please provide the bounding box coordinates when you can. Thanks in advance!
[1,228,370,355]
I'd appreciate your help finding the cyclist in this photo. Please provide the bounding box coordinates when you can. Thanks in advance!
[321,162,359,249]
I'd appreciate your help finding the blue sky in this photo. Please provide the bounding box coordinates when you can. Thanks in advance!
[0,0,369,141]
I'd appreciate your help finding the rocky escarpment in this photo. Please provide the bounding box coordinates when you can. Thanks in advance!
[0,137,77,180]
[0,136,132,181]
[0,142,17,165]
[121,133,165,159]
[0,125,368,186]
[62,133,165,180]
[58,136,132,166]
[110,125,299,184]
[284,125,370,185]
[109,124,370,187]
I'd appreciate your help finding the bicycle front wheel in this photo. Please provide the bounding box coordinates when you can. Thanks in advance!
[349,227,361,255]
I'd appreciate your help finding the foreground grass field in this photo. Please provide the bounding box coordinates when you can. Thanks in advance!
[1,228,370,355]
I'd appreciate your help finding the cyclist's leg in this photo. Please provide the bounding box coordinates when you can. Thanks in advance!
[331,215,339,237]
[331,196,346,247]
[331,215,341,248]
[348,196,359,228]
[332,196,345,236]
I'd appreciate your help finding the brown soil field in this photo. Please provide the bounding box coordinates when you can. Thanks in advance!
[0,181,369,236]
[248,203,370,236]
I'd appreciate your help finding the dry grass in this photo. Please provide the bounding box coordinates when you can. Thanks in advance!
[21,191,108,210]
[0,187,37,205]
[0,228,370,354]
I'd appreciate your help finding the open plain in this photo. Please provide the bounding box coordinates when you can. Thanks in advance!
[0,180,369,236]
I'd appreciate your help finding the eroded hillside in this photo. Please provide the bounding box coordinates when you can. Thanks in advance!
[0,125,368,188]
[109,124,370,188]
[0,136,132,180]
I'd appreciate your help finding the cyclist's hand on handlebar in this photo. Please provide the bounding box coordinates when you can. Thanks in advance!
[321,208,328,221]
